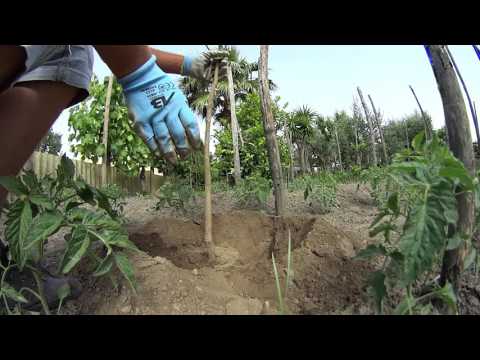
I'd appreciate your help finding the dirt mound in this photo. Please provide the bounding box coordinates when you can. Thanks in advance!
[71,210,371,315]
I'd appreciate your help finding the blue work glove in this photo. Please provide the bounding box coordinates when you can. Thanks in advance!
[118,55,202,164]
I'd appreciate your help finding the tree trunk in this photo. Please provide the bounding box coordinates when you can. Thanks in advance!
[299,144,307,174]
[368,94,389,164]
[445,46,480,144]
[409,85,433,140]
[226,62,242,185]
[354,120,361,166]
[258,45,286,217]
[333,121,343,171]
[428,45,475,294]
[357,87,377,167]
[102,75,114,186]
[286,127,295,180]
[204,65,220,262]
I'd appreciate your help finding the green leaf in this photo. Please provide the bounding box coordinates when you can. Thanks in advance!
[74,181,96,206]
[386,192,399,215]
[60,226,91,274]
[93,255,114,277]
[65,201,83,213]
[368,271,386,314]
[103,231,139,252]
[23,211,64,251]
[29,194,55,210]
[369,222,395,238]
[21,171,39,191]
[394,295,417,315]
[434,283,457,313]
[399,181,456,285]
[0,176,29,196]
[56,282,71,302]
[446,233,464,250]
[354,244,387,260]
[1,283,29,303]
[19,201,33,247]
[412,131,425,152]
[439,166,474,191]
[114,252,137,292]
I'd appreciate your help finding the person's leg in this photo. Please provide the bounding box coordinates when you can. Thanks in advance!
[0,46,26,93]
[0,81,80,207]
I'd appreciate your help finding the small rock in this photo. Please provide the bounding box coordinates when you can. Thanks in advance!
[119,305,131,314]
[226,298,263,315]
[192,269,199,276]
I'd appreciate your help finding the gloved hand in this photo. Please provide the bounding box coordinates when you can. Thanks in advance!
[181,49,229,81]
[118,55,202,164]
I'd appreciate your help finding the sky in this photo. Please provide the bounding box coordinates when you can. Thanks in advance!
[51,45,480,156]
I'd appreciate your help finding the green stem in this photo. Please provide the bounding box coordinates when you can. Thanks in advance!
[26,266,51,315]
[407,286,413,315]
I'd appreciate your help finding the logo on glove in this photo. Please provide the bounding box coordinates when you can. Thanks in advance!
[151,93,175,109]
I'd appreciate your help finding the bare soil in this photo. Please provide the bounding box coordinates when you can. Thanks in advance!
[59,184,377,315]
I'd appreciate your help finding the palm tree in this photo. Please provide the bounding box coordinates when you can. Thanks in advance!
[288,105,317,174]
[180,46,276,183]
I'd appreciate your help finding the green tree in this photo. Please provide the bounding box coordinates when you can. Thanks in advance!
[36,129,62,155]
[213,93,290,179]
[68,76,160,176]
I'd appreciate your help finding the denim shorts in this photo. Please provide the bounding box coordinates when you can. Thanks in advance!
[12,45,94,106]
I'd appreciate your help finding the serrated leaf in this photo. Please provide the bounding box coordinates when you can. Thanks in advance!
[103,231,139,252]
[29,194,55,210]
[93,255,114,277]
[60,226,91,274]
[354,244,387,260]
[23,211,64,251]
[114,252,137,292]
[1,283,29,303]
[399,181,455,285]
[19,201,33,247]
[0,176,29,196]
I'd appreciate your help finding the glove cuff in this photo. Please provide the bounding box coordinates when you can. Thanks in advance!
[181,55,193,76]
[118,55,165,90]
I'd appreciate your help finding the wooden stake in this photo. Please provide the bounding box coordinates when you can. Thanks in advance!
[409,85,432,140]
[204,64,219,262]
[102,75,114,186]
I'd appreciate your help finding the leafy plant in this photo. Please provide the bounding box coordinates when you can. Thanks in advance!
[0,155,139,314]
[153,181,200,216]
[232,174,271,209]
[303,173,338,214]
[355,133,478,314]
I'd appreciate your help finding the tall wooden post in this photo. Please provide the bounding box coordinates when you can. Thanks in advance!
[226,62,242,185]
[204,65,220,261]
[368,94,389,163]
[428,45,475,293]
[258,45,286,217]
[409,85,432,140]
[102,75,114,186]
[357,87,377,166]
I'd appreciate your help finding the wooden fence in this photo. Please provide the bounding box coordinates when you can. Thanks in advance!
[26,151,166,195]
